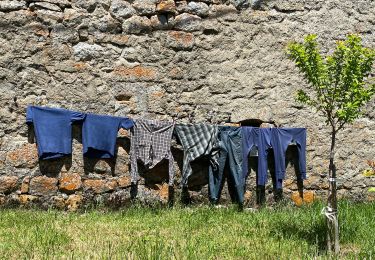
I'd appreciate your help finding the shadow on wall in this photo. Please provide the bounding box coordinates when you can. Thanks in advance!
[27,122,305,207]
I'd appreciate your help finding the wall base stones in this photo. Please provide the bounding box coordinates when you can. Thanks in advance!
[1,0,374,210]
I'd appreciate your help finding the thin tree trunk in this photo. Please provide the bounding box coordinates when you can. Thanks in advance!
[326,127,340,254]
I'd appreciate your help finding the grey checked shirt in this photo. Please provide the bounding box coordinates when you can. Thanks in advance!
[130,119,175,185]
[174,123,219,186]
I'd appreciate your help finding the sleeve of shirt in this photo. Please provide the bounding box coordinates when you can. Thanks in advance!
[70,111,86,122]
[120,118,134,129]
[129,128,139,183]
[26,106,33,124]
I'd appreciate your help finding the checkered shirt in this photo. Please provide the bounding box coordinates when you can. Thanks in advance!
[130,119,175,185]
[174,123,219,186]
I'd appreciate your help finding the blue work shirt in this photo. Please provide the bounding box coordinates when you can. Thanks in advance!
[82,113,134,158]
[26,106,85,159]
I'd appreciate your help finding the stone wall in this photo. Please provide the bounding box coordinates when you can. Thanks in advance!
[0,0,374,210]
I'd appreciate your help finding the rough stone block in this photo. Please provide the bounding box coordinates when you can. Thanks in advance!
[166,31,194,50]
[231,0,250,10]
[186,2,209,17]
[117,176,131,188]
[50,24,79,43]
[102,35,130,46]
[59,172,82,194]
[156,0,177,14]
[168,67,183,79]
[37,0,71,8]
[63,8,88,27]
[29,176,58,195]
[173,13,202,31]
[51,196,66,209]
[122,15,152,34]
[283,179,298,190]
[0,176,18,194]
[19,194,39,205]
[133,0,157,16]
[83,179,118,194]
[113,66,157,81]
[291,191,316,206]
[6,143,38,168]
[208,4,238,20]
[150,14,174,30]
[0,195,6,206]
[156,183,169,200]
[73,42,104,61]
[0,1,26,12]
[273,1,304,12]
[110,0,136,21]
[30,2,62,12]
[65,194,83,211]
[244,190,253,204]
[35,9,64,25]
[20,176,30,194]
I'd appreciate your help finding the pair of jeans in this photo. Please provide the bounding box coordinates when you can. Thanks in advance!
[209,126,244,205]
[271,128,307,188]
[242,127,272,187]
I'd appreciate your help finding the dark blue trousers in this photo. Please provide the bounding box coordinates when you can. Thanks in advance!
[209,126,244,205]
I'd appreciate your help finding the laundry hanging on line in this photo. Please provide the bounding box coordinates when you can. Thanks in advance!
[208,126,244,205]
[174,123,220,187]
[25,105,307,204]
[130,119,175,185]
[83,113,134,158]
[27,105,133,159]
[26,106,85,159]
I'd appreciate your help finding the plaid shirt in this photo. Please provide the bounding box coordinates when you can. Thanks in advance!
[130,119,175,185]
[174,123,219,186]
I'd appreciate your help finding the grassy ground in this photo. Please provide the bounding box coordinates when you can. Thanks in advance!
[0,201,374,259]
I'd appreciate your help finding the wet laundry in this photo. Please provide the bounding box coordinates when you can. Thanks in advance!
[82,113,134,158]
[26,106,85,159]
[130,119,175,185]
[174,123,219,187]
[271,128,307,188]
[242,127,273,187]
[209,126,244,205]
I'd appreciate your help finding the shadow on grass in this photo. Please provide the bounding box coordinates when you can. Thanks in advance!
[272,216,327,253]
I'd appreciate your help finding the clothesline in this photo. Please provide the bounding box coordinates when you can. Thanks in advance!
[26,105,307,206]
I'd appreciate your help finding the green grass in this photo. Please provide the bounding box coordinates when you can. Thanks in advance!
[0,201,374,259]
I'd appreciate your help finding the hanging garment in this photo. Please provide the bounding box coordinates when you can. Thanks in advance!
[26,106,85,159]
[130,119,175,185]
[208,126,244,205]
[271,128,307,188]
[82,113,134,158]
[242,127,272,186]
[174,123,219,187]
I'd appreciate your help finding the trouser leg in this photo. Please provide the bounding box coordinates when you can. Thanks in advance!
[227,132,245,206]
[208,147,227,204]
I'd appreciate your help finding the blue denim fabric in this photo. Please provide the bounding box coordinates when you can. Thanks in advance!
[242,127,272,186]
[209,126,244,205]
[271,128,307,188]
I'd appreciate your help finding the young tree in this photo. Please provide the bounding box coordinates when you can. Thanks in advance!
[286,34,375,254]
